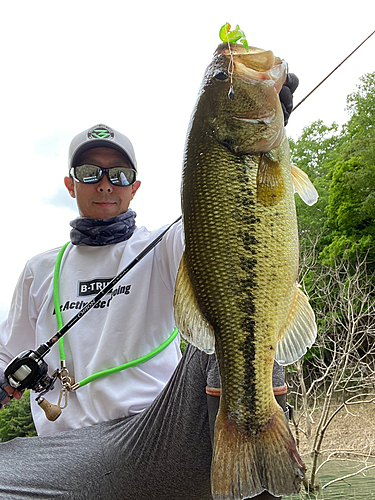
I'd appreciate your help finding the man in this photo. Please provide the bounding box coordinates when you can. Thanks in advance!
[1,126,185,437]
[0,76,298,499]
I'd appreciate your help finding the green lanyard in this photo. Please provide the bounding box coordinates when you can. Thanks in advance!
[53,242,179,389]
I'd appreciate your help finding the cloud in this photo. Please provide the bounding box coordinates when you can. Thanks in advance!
[34,131,73,158]
[42,184,77,211]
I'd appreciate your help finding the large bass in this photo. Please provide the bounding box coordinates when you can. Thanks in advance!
[174,43,318,499]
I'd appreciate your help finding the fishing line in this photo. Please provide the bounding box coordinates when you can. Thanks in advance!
[293,29,375,111]
[227,50,235,100]
[225,40,235,101]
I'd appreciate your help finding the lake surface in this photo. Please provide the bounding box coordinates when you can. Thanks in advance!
[285,460,375,499]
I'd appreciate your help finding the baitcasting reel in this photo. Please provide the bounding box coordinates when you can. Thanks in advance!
[5,347,63,421]
[4,216,182,421]
[5,349,53,393]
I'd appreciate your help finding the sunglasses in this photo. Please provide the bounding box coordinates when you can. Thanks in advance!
[70,164,137,187]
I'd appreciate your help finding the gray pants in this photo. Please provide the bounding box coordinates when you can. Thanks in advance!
[0,346,282,499]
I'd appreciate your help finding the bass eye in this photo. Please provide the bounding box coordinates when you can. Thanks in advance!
[214,71,229,81]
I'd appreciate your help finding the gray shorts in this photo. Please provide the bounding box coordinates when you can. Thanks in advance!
[0,345,284,499]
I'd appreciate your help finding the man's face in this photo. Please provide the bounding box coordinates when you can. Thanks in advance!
[64,147,141,219]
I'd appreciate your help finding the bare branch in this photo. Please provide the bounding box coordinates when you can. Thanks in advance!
[322,464,375,489]
[287,242,375,492]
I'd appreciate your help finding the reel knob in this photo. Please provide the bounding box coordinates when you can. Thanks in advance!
[36,397,61,421]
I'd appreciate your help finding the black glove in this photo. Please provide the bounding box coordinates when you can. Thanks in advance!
[279,73,299,126]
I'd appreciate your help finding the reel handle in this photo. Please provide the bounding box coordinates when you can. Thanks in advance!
[36,397,61,421]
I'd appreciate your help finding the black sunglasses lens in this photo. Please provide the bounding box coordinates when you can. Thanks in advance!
[108,168,136,186]
[74,165,102,183]
[73,165,136,186]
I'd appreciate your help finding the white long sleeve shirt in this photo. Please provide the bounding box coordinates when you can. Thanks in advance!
[0,222,184,436]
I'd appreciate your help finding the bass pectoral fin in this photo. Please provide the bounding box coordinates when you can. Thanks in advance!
[291,164,319,206]
[275,284,317,365]
[257,152,286,206]
[174,253,216,354]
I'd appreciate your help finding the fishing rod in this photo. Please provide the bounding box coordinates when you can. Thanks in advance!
[293,29,375,112]
[5,29,372,411]
[4,215,182,399]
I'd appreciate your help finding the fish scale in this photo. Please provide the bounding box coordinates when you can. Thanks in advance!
[174,42,317,499]
[185,138,294,416]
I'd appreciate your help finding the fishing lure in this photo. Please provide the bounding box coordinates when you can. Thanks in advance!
[219,23,249,101]
[219,23,249,52]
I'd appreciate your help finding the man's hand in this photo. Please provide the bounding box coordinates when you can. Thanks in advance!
[280,73,299,126]
[0,368,23,409]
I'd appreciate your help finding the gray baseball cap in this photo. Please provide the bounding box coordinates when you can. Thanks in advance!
[68,124,137,171]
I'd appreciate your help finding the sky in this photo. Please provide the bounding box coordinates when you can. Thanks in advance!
[0,0,374,322]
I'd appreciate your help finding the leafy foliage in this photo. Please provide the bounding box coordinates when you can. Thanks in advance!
[0,391,36,442]
[289,120,339,252]
[345,72,375,160]
[288,72,375,268]
[324,157,375,263]
[289,119,340,179]
[288,71,375,491]
[321,73,375,265]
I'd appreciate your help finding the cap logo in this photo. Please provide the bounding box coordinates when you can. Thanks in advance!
[88,125,114,140]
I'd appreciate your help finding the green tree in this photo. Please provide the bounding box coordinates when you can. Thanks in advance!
[287,72,375,492]
[289,119,340,179]
[0,390,36,442]
[344,72,375,161]
[323,156,375,263]
[322,72,375,265]
[288,120,339,251]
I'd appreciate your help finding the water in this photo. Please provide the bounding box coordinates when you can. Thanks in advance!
[286,460,375,499]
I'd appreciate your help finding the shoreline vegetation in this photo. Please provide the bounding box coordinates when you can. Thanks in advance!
[292,400,375,459]
[290,399,375,492]
[286,69,375,493]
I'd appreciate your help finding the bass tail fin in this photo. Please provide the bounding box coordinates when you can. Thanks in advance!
[211,403,305,499]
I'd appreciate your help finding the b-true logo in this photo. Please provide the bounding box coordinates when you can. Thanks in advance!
[78,278,132,299]
[79,278,114,296]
